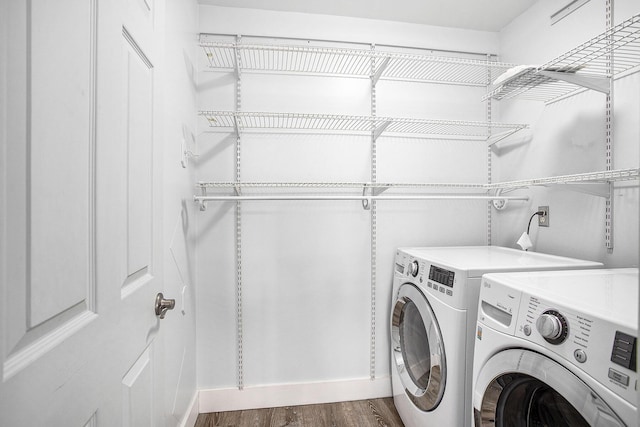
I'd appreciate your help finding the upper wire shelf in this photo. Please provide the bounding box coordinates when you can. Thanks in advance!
[485,13,640,102]
[198,110,528,144]
[199,35,513,86]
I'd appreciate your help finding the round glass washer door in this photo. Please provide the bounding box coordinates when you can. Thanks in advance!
[474,349,624,427]
[391,283,446,411]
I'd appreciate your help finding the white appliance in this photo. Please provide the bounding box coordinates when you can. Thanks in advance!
[473,268,638,426]
[390,246,602,427]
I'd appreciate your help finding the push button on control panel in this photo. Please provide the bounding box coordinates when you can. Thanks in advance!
[574,349,587,363]
[611,331,637,371]
[608,368,630,387]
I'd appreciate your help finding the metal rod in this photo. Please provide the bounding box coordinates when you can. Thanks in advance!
[199,32,502,58]
[194,195,530,202]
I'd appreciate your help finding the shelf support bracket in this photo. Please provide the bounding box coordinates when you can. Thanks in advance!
[233,114,240,135]
[550,182,611,198]
[361,186,372,210]
[373,120,392,141]
[198,187,207,211]
[372,56,391,87]
[486,128,522,146]
[372,186,390,196]
[491,189,508,210]
[538,70,610,94]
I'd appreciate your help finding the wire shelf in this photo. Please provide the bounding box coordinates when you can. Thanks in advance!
[200,37,513,86]
[489,168,639,190]
[194,168,638,206]
[197,181,491,190]
[198,111,528,142]
[486,14,640,101]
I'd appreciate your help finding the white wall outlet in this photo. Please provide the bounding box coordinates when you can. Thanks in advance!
[538,206,549,227]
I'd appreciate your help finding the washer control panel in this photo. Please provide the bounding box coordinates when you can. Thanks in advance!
[536,309,569,344]
[514,293,638,406]
[478,275,638,407]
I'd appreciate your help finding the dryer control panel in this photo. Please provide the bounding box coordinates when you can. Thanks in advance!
[429,265,455,288]
[394,250,467,308]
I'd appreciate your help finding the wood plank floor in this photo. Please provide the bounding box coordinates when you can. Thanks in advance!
[195,397,405,427]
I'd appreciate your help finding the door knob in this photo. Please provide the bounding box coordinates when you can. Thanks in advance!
[155,293,175,319]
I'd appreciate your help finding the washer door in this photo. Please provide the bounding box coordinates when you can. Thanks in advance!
[391,283,446,411]
[474,349,624,427]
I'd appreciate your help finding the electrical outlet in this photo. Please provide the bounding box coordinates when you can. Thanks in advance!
[538,206,549,227]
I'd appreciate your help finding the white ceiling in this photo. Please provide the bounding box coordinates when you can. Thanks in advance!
[197,0,537,32]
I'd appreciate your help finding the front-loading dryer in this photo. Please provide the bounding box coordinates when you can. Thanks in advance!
[390,246,602,427]
[473,268,638,426]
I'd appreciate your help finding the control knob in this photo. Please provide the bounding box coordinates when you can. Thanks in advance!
[407,260,419,277]
[535,310,568,344]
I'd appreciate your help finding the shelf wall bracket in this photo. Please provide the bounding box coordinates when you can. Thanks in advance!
[491,189,508,210]
[372,185,390,196]
[486,55,494,245]
[233,114,240,136]
[550,182,611,198]
[369,44,378,381]
[361,186,372,210]
[605,0,614,252]
[198,187,208,211]
[538,70,610,94]
[234,34,244,391]
[233,35,241,79]
[373,120,392,141]
[486,128,521,146]
[372,56,391,87]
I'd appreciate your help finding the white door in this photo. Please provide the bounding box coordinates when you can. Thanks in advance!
[0,0,167,425]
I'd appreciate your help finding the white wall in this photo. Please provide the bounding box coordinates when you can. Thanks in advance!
[162,0,199,424]
[195,5,499,404]
[493,0,640,267]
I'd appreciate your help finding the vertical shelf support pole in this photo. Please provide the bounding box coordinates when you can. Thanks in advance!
[486,55,493,246]
[369,44,377,381]
[605,0,614,252]
[234,35,244,390]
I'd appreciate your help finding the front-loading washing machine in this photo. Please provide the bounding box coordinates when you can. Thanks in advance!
[390,246,602,427]
[473,268,638,426]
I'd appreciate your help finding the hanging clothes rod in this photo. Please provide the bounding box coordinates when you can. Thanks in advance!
[194,194,529,202]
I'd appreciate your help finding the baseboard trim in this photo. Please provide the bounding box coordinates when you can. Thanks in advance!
[179,390,199,427]
[198,376,392,413]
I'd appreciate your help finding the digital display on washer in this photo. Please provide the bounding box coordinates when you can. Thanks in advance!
[429,266,455,288]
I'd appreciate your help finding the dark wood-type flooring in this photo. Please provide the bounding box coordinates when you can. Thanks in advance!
[195,397,405,427]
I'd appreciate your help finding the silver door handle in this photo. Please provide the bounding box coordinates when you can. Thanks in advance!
[155,293,175,319]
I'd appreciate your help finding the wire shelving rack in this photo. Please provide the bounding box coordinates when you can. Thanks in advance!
[485,14,640,102]
[200,36,514,86]
[198,110,528,144]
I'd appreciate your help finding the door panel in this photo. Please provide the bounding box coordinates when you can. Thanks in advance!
[1,0,166,424]
[123,346,155,427]
[123,28,154,287]
[3,0,98,381]
[29,0,97,327]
